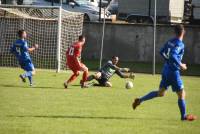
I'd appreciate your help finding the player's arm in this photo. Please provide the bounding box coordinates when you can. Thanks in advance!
[119,68,130,72]
[112,64,130,72]
[116,70,129,78]
[115,70,135,79]
[111,65,130,72]
[112,65,121,71]
[28,44,38,52]
[170,46,187,70]
[160,43,168,60]
[106,61,124,71]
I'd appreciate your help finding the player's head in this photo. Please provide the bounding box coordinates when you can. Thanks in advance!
[18,29,27,39]
[174,24,185,38]
[111,56,119,65]
[78,35,85,44]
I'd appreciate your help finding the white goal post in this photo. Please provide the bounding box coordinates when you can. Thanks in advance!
[0,5,84,72]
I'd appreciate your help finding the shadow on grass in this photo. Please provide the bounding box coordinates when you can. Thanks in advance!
[0,84,62,90]
[7,115,140,120]
[0,84,103,90]
[7,115,171,121]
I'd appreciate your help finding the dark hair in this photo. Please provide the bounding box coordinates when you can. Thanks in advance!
[112,56,119,59]
[78,35,85,41]
[18,29,25,38]
[174,24,185,36]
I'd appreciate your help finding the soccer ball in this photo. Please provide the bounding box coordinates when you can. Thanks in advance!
[125,81,133,89]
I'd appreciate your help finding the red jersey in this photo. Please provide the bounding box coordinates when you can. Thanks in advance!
[66,42,82,59]
[66,42,83,71]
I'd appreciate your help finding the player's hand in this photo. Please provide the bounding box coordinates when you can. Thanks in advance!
[34,44,39,49]
[180,63,187,71]
[129,72,135,80]
[123,68,130,72]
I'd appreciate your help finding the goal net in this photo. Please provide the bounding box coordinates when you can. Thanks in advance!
[0,5,83,71]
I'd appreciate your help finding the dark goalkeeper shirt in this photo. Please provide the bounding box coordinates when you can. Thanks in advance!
[100,60,124,80]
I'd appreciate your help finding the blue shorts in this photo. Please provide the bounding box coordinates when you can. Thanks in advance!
[19,60,35,71]
[159,69,184,92]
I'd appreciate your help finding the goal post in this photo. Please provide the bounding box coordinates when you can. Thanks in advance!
[0,5,84,72]
[57,6,62,72]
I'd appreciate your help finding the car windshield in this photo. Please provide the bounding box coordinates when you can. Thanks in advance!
[110,0,118,4]
[75,0,94,6]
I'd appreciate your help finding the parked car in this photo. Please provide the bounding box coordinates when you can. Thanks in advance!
[65,0,111,21]
[83,0,98,7]
[96,0,109,7]
[1,0,111,21]
[31,0,111,21]
[107,0,118,14]
[23,0,36,5]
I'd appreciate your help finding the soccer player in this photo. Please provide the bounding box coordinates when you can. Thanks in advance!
[132,25,197,121]
[10,30,38,86]
[86,56,135,87]
[64,35,89,88]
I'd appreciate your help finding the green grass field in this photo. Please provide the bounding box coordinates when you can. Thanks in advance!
[0,67,200,134]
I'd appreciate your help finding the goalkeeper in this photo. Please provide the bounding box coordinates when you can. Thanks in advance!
[86,56,135,87]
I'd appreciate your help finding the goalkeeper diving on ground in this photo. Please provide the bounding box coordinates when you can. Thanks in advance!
[86,56,135,87]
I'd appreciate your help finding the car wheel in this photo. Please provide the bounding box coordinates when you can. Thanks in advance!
[127,16,137,23]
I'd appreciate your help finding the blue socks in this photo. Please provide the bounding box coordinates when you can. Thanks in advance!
[178,99,186,120]
[28,76,33,85]
[22,71,32,78]
[22,71,33,85]
[140,91,158,103]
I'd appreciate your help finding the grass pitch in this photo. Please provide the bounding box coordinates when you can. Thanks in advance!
[0,67,200,134]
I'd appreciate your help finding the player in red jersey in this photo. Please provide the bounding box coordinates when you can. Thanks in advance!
[64,35,89,88]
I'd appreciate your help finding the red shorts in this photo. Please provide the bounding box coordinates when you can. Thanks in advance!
[67,57,87,73]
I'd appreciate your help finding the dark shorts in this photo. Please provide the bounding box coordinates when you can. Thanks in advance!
[97,76,108,86]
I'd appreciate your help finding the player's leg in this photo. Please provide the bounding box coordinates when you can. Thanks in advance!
[79,63,89,88]
[176,89,196,121]
[67,71,80,83]
[104,81,112,87]
[64,70,80,88]
[132,71,169,110]
[28,63,35,86]
[19,62,27,82]
[20,61,35,86]
[176,89,187,120]
[132,88,167,110]
[173,72,197,121]
[87,72,101,81]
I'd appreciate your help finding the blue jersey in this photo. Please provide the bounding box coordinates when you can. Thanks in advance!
[10,39,31,62]
[160,38,184,71]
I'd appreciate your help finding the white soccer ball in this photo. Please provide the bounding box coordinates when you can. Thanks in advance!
[125,81,133,89]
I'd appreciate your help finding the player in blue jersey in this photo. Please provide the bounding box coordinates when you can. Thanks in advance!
[132,25,197,121]
[10,30,38,86]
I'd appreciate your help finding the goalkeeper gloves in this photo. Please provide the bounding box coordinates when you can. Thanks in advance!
[129,72,135,80]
